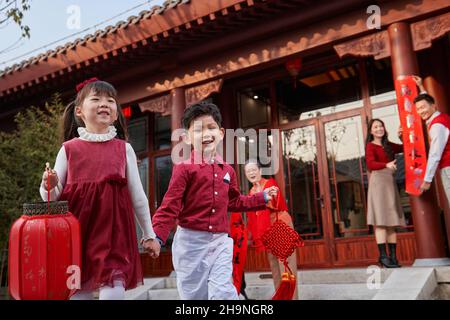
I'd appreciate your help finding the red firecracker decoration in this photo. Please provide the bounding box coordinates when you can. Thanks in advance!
[8,201,81,300]
[285,58,302,88]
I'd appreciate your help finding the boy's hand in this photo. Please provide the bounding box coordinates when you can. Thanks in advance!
[142,239,160,259]
[42,163,59,190]
[264,186,278,198]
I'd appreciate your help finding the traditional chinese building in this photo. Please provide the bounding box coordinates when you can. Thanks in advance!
[1,0,450,276]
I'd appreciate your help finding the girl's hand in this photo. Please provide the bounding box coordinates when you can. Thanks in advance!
[264,186,278,199]
[42,165,59,190]
[142,239,160,259]
[386,159,397,171]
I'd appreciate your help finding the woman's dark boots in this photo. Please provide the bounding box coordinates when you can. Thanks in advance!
[388,243,401,268]
[377,243,397,268]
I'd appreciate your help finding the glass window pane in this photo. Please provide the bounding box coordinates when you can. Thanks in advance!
[238,87,270,128]
[154,155,173,208]
[154,115,171,150]
[282,126,323,239]
[367,58,395,104]
[138,157,149,196]
[372,105,412,227]
[277,61,362,123]
[128,117,148,153]
[324,116,369,238]
[154,155,173,250]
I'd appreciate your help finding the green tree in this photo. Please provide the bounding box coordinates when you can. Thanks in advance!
[0,0,31,37]
[0,0,31,56]
[0,95,63,255]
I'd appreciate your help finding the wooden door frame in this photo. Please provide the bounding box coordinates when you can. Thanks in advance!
[317,108,368,266]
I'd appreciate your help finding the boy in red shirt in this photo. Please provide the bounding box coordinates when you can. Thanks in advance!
[152,102,278,300]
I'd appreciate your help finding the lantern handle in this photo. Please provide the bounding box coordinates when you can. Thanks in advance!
[45,162,51,212]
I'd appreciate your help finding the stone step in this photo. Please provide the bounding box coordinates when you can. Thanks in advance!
[146,282,380,300]
[434,266,450,283]
[244,268,392,286]
[148,288,180,300]
[373,267,436,300]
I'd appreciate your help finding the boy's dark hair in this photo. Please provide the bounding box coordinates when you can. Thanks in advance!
[182,102,222,129]
[414,93,435,105]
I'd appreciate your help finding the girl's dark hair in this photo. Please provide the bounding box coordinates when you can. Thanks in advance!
[366,118,394,160]
[181,102,222,129]
[61,80,128,142]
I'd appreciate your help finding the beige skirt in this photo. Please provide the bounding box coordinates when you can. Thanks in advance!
[367,168,406,227]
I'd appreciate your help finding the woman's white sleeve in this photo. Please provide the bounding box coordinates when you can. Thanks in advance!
[39,146,67,201]
[126,143,156,241]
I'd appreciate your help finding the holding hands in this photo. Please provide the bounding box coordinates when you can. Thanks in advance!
[264,186,279,199]
[142,238,161,259]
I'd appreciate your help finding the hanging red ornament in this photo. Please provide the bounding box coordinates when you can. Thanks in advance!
[285,58,302,88]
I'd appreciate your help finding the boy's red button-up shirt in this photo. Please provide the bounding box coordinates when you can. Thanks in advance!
[152,152,267,244]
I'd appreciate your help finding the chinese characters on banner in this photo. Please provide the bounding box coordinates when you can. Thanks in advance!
[394,76,428,196]
[230,212,248,294]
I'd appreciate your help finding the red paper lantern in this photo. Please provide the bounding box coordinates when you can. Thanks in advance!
[285,58,302,77]
[8,201,81,300]
[122,106,132,119]
[285,58,302,88]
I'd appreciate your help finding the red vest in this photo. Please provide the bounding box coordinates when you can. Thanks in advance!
[429,113,450,169]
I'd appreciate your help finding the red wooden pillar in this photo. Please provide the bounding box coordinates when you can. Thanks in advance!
[171,87,185,134]
[388,22,448,263]
[420,39,450,251]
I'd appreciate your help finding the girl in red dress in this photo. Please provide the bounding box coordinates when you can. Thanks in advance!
[40,79,160,299]
[244,160,299,299]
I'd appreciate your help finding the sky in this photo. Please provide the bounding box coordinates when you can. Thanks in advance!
[0,0,166,70]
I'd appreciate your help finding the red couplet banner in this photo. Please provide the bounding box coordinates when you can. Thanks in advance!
[394,76,428,196]
[230,212,248,294]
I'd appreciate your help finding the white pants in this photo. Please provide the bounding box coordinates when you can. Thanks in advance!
[172,226,238,300]
[440,167,450,206]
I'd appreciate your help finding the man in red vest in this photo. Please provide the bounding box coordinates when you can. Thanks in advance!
[413,77,450,205]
